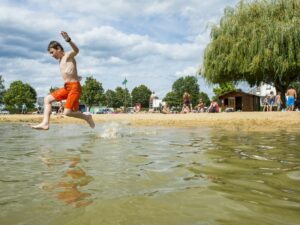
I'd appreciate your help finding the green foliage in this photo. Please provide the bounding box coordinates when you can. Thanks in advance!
[198,92,210,106]
[131,84,152,108]
[163,91,180,107]
[290,81,300,94]
[171,76,200,107]
[114,87,131,108]
[0,75,5,104]
[81,76,105,109]
[104,89,116,108]
[3,80,37,113]
[202,0,300,99]
[213,82,236,98]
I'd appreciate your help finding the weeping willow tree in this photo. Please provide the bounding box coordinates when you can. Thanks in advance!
[202,0,300,103]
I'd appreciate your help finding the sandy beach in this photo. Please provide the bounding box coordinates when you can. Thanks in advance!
[1,112,300,131]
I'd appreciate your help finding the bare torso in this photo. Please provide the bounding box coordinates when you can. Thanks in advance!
[59,52,81,82]
[183,94,191,104]
[287,88,296,97]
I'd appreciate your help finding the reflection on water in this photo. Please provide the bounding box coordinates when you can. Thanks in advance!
[0,123,299,225]
[40,153,93,207]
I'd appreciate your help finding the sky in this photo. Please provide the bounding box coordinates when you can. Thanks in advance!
[0,0,241,98]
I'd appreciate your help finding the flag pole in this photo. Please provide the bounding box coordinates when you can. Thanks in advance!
[124,81,126,112]
[122,77,128,113]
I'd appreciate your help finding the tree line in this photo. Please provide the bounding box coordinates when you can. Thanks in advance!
[0,74,211,113]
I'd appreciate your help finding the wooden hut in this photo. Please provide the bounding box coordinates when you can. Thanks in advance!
[218,91,260,112]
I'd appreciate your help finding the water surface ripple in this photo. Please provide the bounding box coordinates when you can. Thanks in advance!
[0,123,299,225]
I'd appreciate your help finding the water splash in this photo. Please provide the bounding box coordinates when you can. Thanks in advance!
[98,123,124,139]
[98,123,158,139]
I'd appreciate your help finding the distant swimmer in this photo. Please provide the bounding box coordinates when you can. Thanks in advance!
[31,31,95,130]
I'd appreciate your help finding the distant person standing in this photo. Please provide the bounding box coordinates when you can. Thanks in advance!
[275,92,283,111]
[268,91,275,111]
[31,31,95,130]
[182,91,192,113]
[263,95,269,112]
[286,86,297,111]
[21,103,27,114]
[134,103,141,113]
[149,92,156,112]
[57,101,64,115]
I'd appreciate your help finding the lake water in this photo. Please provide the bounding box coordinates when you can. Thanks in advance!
[0,122,299,225]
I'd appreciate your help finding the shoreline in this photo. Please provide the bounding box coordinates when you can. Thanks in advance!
[1,112,300,131]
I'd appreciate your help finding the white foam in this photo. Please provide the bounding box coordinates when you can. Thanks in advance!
[98,123,158,139]
[98,123,123,139]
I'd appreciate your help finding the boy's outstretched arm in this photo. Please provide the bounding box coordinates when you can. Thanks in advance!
[61,31,79,57]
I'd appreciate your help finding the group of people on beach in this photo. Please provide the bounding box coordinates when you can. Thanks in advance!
[169,87,298,114]
[180,92,219,114]
[160,91,219,114]
[263,87,297,112]
[263,91,279,112]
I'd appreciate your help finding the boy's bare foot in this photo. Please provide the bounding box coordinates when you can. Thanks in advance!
[84,113,95,128]
[31,123,49,130]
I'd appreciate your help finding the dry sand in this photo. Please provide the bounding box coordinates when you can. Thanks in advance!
[1,112,300,131]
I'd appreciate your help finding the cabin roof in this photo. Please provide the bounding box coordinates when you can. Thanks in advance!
[218,90,260,99]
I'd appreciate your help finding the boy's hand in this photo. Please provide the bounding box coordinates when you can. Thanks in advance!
[61,31,71,42]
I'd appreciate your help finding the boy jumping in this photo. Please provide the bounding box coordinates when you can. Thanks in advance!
[31,31,95,130]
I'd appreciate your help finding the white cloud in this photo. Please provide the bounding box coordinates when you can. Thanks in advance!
[175,66,199,77]
[76,26,204,62]
[0,0,240,98]
[106,56,128,65]
[0,57,61,94]
[76,26,145,49]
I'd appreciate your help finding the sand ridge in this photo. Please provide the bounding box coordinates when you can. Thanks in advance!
[1,112,300,131]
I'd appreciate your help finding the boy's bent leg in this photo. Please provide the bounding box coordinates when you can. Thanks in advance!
[63,109,95,128]
[31,95,56,130]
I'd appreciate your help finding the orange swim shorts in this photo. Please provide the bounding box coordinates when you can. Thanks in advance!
[51,81,81,111]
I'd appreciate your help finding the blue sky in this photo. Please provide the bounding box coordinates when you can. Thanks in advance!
[0,0,241,98]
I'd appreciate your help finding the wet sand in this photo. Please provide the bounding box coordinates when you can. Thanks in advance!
[1,112,300,131]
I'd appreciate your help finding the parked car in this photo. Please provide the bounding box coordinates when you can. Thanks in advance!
[0,110,10,115]
[127,107,135,113]
[96,108,114,114]
[170,106,181,114]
